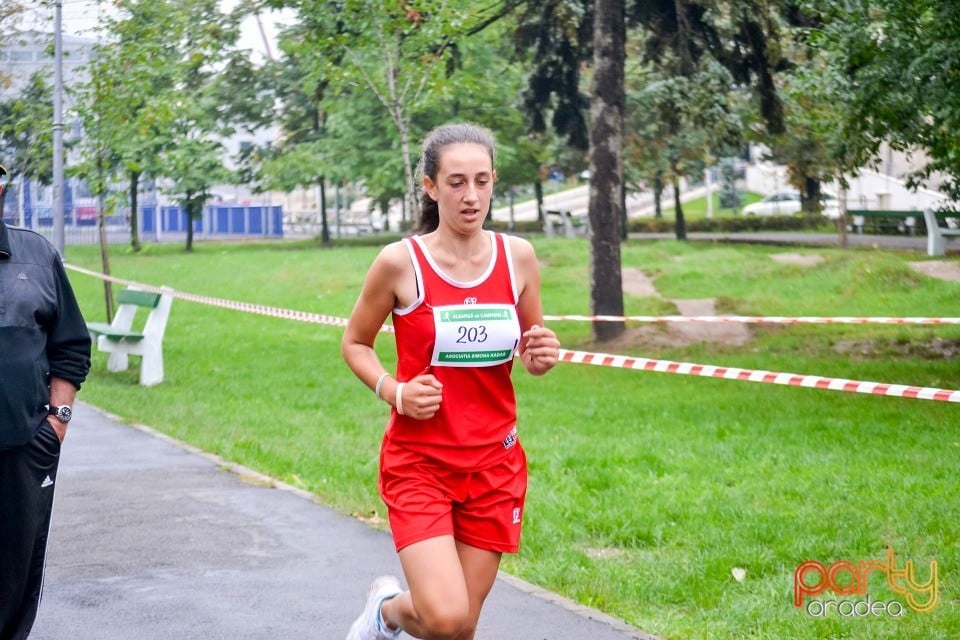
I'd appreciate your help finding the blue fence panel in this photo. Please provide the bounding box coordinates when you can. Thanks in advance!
[11,189,283,241]
[162,206,181,232]
[272,206,283,236]
[230,207,245,234]
[214,206,230,233]
[248,207,264,234]
[141,205,156,233]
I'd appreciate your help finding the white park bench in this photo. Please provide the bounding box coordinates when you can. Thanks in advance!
[86,287,174,386]
[922,208,960,257]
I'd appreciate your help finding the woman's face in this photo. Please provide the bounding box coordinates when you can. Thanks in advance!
[423,143,495,230]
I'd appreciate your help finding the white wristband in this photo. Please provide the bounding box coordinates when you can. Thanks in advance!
[395,382,405,415]
[374,372,390,400]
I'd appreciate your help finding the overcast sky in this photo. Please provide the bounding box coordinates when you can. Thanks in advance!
[24,0,293,62]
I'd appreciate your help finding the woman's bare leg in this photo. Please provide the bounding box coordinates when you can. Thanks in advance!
[452,540,502,640]
[380,536,502,640]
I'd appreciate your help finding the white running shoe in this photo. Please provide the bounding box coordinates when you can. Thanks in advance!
[345,575,403,640]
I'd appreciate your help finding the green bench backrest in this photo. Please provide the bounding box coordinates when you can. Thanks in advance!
[846,209,918,217]
[117,289,162,308]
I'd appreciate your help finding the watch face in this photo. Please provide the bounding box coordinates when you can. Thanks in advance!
[52,405,72,423]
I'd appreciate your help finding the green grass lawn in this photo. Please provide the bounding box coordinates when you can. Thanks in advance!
[65,237,959,640]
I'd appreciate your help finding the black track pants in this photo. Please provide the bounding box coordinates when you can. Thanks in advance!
[0,421,61,640]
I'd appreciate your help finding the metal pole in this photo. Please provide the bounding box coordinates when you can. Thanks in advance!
[705,167,713,219]
[52,1,66,254]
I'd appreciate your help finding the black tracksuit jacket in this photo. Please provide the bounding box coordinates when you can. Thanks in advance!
[0,220,91,449]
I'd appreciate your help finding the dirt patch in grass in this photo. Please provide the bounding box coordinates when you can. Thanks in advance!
[770,252,825,267]
[621,267,661,297]
[908,260,960,283]
[613,268,753,350]
[834,338,960,360]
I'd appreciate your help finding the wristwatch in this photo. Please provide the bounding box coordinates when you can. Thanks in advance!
[48,405,73,423]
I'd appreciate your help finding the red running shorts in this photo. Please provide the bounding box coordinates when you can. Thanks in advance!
[378,438,527,554]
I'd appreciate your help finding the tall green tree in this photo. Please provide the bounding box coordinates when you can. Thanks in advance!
[148,0,243,252]
[283,1,508,228]
[725,3,852,228]
[513,0,593,151]
[750,58,848,214]
[324,91,404,226]
[77,0,257,252]
[74,0,181,251]
[414,14,552,221]
[811,0,960,204]
[269,3,545,233]
[0,73,54,219]
[512,0,789,341]
[251,24,336,242]
[625,56,742,240]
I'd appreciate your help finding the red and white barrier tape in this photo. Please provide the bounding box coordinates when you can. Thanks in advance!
[65,264,393,332]
[67,265,960,402]
[560,349,960,402]
[544,314,960,325]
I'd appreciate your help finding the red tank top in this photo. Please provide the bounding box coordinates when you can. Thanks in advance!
[385,231,521,470]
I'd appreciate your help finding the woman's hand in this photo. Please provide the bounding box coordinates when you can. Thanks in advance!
[520,324,560,376]
[396,373,443,420]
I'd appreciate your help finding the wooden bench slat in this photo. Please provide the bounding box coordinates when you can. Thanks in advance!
[87,321,145,342]
[847,209,918,217]
[117,289,162,308]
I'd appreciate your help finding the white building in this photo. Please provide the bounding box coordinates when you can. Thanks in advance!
[0,30,93,101]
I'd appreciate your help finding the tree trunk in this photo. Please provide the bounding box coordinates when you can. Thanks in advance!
[673,173,687,240]
[838,184,849,249]
[379,199,391,233]
[396,113,416,231]
[99,212,114,323]
[620,179,628,240]
[587,0,626,343]
[534,180,544,224]
[97,156,114,322]
[800,176,822,216]
[400,131,415,229]
[653,171,663,219]
[185,193,197,252]
[319,177,330,244]
[129,169,142,252]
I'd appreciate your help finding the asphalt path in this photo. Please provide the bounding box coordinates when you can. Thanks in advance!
[30,402,655,640]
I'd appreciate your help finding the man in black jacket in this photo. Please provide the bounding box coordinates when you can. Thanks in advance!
[0,207,91,639]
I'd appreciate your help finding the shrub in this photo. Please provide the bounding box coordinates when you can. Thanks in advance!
[628,214,828,233]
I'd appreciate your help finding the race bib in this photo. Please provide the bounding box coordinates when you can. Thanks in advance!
[430,303,520,367]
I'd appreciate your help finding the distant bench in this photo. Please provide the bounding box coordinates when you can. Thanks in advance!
[545,210,588,237]
[923,208,960,257]
[87,287,173,386]
[847,209,917,236]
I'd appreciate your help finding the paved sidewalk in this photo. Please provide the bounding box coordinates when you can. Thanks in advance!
[31,402,655,640]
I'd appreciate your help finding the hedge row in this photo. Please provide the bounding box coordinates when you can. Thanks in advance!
[627,214,829,233]
[485,214,831,234]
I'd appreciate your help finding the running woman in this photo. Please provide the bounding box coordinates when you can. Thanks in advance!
[342,122,560,640]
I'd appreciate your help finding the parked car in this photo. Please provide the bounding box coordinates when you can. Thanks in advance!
[742,191,840,218]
